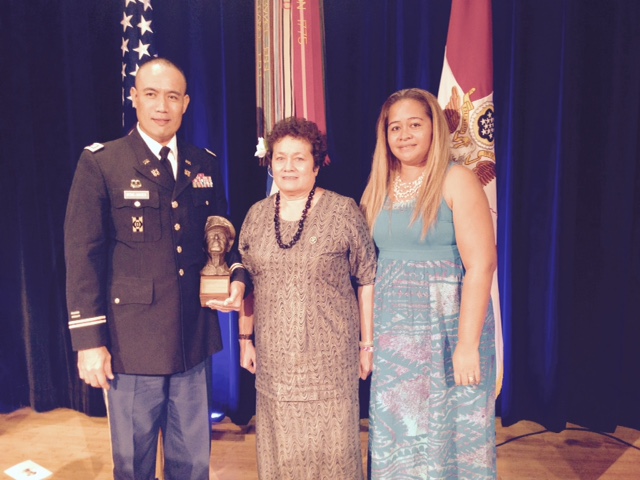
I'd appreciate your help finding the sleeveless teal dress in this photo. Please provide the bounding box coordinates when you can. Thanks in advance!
[369,197,497,479]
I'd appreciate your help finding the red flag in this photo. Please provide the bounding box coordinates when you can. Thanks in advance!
[255,0,329,195]
[437,0,503,395]
[292,1,328,137]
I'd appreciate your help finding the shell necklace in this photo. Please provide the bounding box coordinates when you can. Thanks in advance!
[393,173,424,201]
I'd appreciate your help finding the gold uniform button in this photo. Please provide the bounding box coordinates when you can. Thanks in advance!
[176,246,183,253]
[172,201,179,209]
[114,298,121,304]
[134,201,141,207]
[205,200,210,206]
[174,223,181,231]
[178,269,184,276]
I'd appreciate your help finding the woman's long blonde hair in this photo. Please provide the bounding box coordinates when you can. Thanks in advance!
[360,88,451,239]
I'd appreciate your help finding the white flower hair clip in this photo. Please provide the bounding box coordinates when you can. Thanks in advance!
[254,137,267,159]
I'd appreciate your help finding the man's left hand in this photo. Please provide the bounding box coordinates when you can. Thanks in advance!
[206,280,245,312]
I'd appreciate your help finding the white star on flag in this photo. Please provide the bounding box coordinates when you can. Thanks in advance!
[140,0,153,11]
[137,16,153,36]
[121,63,127,80]
[120,13,133,32]
[133,40,151,60]
[121,38,129,56]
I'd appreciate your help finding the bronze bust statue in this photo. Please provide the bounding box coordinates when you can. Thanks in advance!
[201,216,236,276]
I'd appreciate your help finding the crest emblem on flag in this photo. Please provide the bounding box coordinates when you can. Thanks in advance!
[443,87,496,186]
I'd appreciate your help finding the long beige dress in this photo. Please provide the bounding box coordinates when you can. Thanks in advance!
[239,190,377,480]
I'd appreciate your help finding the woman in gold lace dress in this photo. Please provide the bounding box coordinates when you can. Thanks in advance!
[238,117,376,479]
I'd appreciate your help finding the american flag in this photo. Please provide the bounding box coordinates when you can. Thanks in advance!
[121,0,158,131]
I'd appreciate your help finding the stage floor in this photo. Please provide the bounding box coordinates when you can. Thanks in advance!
[1,408,639,479]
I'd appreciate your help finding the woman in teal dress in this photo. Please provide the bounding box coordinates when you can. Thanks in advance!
[361,88,497,479]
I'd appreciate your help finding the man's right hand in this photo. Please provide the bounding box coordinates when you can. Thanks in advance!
[78,346,114,390]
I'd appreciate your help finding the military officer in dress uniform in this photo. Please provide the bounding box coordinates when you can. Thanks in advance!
[64,58,247,480]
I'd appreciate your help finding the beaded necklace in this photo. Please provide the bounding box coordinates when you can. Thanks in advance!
[393,173,424,201]
[274,185,316,249]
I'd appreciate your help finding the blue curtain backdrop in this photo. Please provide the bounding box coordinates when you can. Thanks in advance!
[1,0,639,435]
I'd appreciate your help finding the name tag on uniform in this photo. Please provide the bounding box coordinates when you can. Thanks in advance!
[124,190,150,200]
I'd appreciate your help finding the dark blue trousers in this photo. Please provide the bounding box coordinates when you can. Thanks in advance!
[106,361,210,480]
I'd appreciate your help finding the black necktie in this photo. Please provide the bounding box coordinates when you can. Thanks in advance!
[159,146,175,182]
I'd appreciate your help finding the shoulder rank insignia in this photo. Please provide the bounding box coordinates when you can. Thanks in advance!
[205,148,216,157]
[84,142,104,153]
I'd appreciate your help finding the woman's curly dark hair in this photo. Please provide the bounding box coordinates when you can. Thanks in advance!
[263,117,328,169]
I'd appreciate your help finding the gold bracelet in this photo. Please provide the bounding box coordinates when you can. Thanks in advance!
[359,340,374,348]
[238,333,253,340]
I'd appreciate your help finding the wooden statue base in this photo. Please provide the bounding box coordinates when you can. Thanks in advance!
[200,275,231,306]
